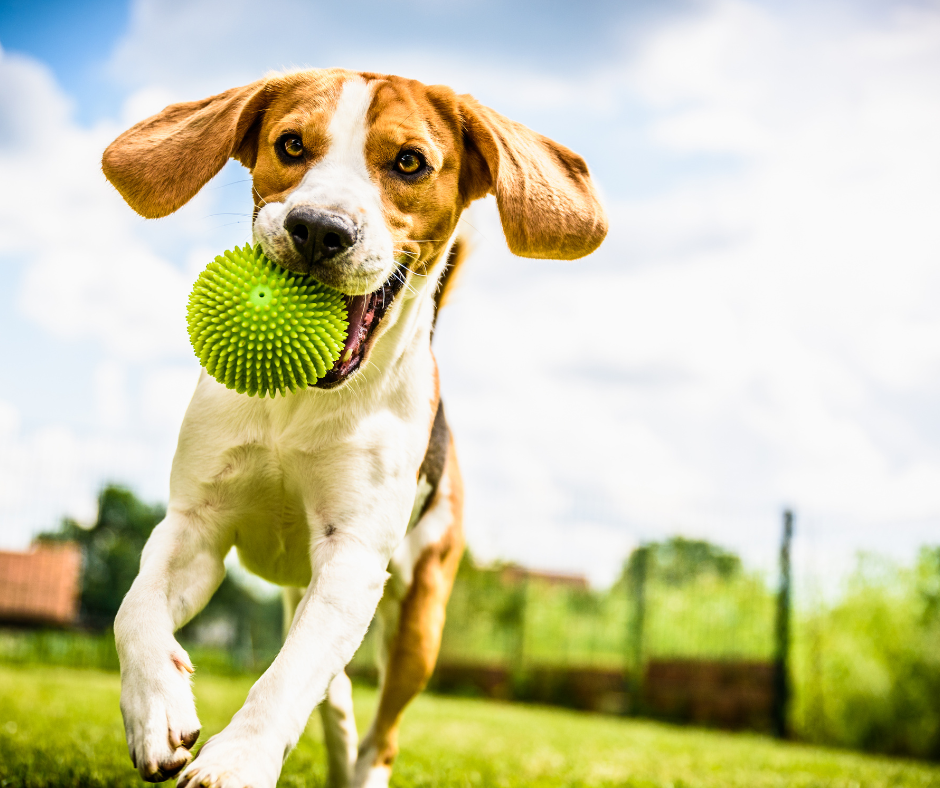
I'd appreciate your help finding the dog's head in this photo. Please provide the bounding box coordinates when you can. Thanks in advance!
[103,69,607,388]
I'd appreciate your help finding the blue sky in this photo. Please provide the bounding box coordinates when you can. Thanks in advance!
[2,0,940,588]
[1,0,129,123]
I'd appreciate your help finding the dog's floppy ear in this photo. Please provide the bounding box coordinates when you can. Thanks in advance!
[458,95,608,260]
[102,80,272,219]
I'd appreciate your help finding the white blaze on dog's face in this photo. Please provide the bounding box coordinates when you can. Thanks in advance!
[252,79,393,294]
[101,68,608,389]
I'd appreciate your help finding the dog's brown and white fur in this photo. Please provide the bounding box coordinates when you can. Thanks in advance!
[102,68,606,788]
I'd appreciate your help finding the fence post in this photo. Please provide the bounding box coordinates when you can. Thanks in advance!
[513,574,529,671]
[505,573,530,700]
[773,509,793,738]
[627,545,648,714]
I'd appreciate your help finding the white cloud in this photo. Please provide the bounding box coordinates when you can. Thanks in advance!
[139,364,200,431]
[120,85,179,127]
[0,401,155,547]
[104,0,630,131]
[94,360,129,429]
[436,1,940,581]
[0,49,193,362]
[0,50,237,544]
[0,400,20,435]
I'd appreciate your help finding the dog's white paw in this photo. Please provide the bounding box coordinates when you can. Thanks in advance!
[176,728,282,788]
[351,734,392,788]
[120,643,201,782]
[352,763,391,788]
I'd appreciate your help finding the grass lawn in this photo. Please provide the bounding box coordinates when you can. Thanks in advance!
[0,665,938,788]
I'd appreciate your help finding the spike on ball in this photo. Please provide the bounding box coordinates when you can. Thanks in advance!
[187,244,348,397]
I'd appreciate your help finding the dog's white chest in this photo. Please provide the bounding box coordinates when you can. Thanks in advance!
[173,361,435,588]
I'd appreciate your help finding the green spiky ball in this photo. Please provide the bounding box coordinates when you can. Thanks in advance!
[187,244,348,397]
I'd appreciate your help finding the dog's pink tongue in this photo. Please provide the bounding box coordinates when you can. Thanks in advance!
[341,295,369,362]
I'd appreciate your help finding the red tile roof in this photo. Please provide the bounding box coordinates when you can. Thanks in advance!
[0,543,82,626]
[500,565,589,590]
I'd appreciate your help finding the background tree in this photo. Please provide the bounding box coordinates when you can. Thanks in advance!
[38,485,164,628]
[617,536,743,589]
[38,485,282,659]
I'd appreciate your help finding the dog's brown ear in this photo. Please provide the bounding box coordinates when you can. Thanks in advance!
[458,96,608,260]
[102,80,272,219]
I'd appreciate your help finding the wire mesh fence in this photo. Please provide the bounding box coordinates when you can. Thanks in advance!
[430,534,781,671]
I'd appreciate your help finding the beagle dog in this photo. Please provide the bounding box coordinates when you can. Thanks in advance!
[103,68,606,788]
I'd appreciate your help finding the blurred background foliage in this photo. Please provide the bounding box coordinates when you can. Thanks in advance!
[791,547,940,759]
[2,486,938,760]
[37,485,164,628]
[35,485,283,668]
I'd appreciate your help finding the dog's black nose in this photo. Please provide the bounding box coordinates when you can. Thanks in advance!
[284,207,357,266]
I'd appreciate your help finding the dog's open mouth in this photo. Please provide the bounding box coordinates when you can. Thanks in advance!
[313,267,408,389]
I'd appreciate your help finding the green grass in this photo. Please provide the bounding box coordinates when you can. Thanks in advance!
[1,665,938,788]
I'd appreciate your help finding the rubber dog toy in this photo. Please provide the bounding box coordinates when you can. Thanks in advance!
[187,244,348,397]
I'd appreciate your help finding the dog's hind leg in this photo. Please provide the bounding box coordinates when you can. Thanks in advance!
[283,586,359,788]
[353,454,464,788]
[282,585,305,636]
[320,671,359,788]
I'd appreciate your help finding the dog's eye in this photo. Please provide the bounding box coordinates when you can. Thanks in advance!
[280,135,304,159]
[395,150,424,175]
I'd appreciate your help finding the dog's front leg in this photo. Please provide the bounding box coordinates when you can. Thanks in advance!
[177,537,389,788]
[115,510,230,782]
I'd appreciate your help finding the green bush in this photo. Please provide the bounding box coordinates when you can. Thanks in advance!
[792,548,940,758]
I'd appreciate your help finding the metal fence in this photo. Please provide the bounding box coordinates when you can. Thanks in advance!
[344,517,795,732]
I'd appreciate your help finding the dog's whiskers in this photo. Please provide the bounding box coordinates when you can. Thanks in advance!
[458,216,488,241]
[209,178,254,191]
[252,185,270,207]
[392,267,418,297]
[395,270,418,297]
